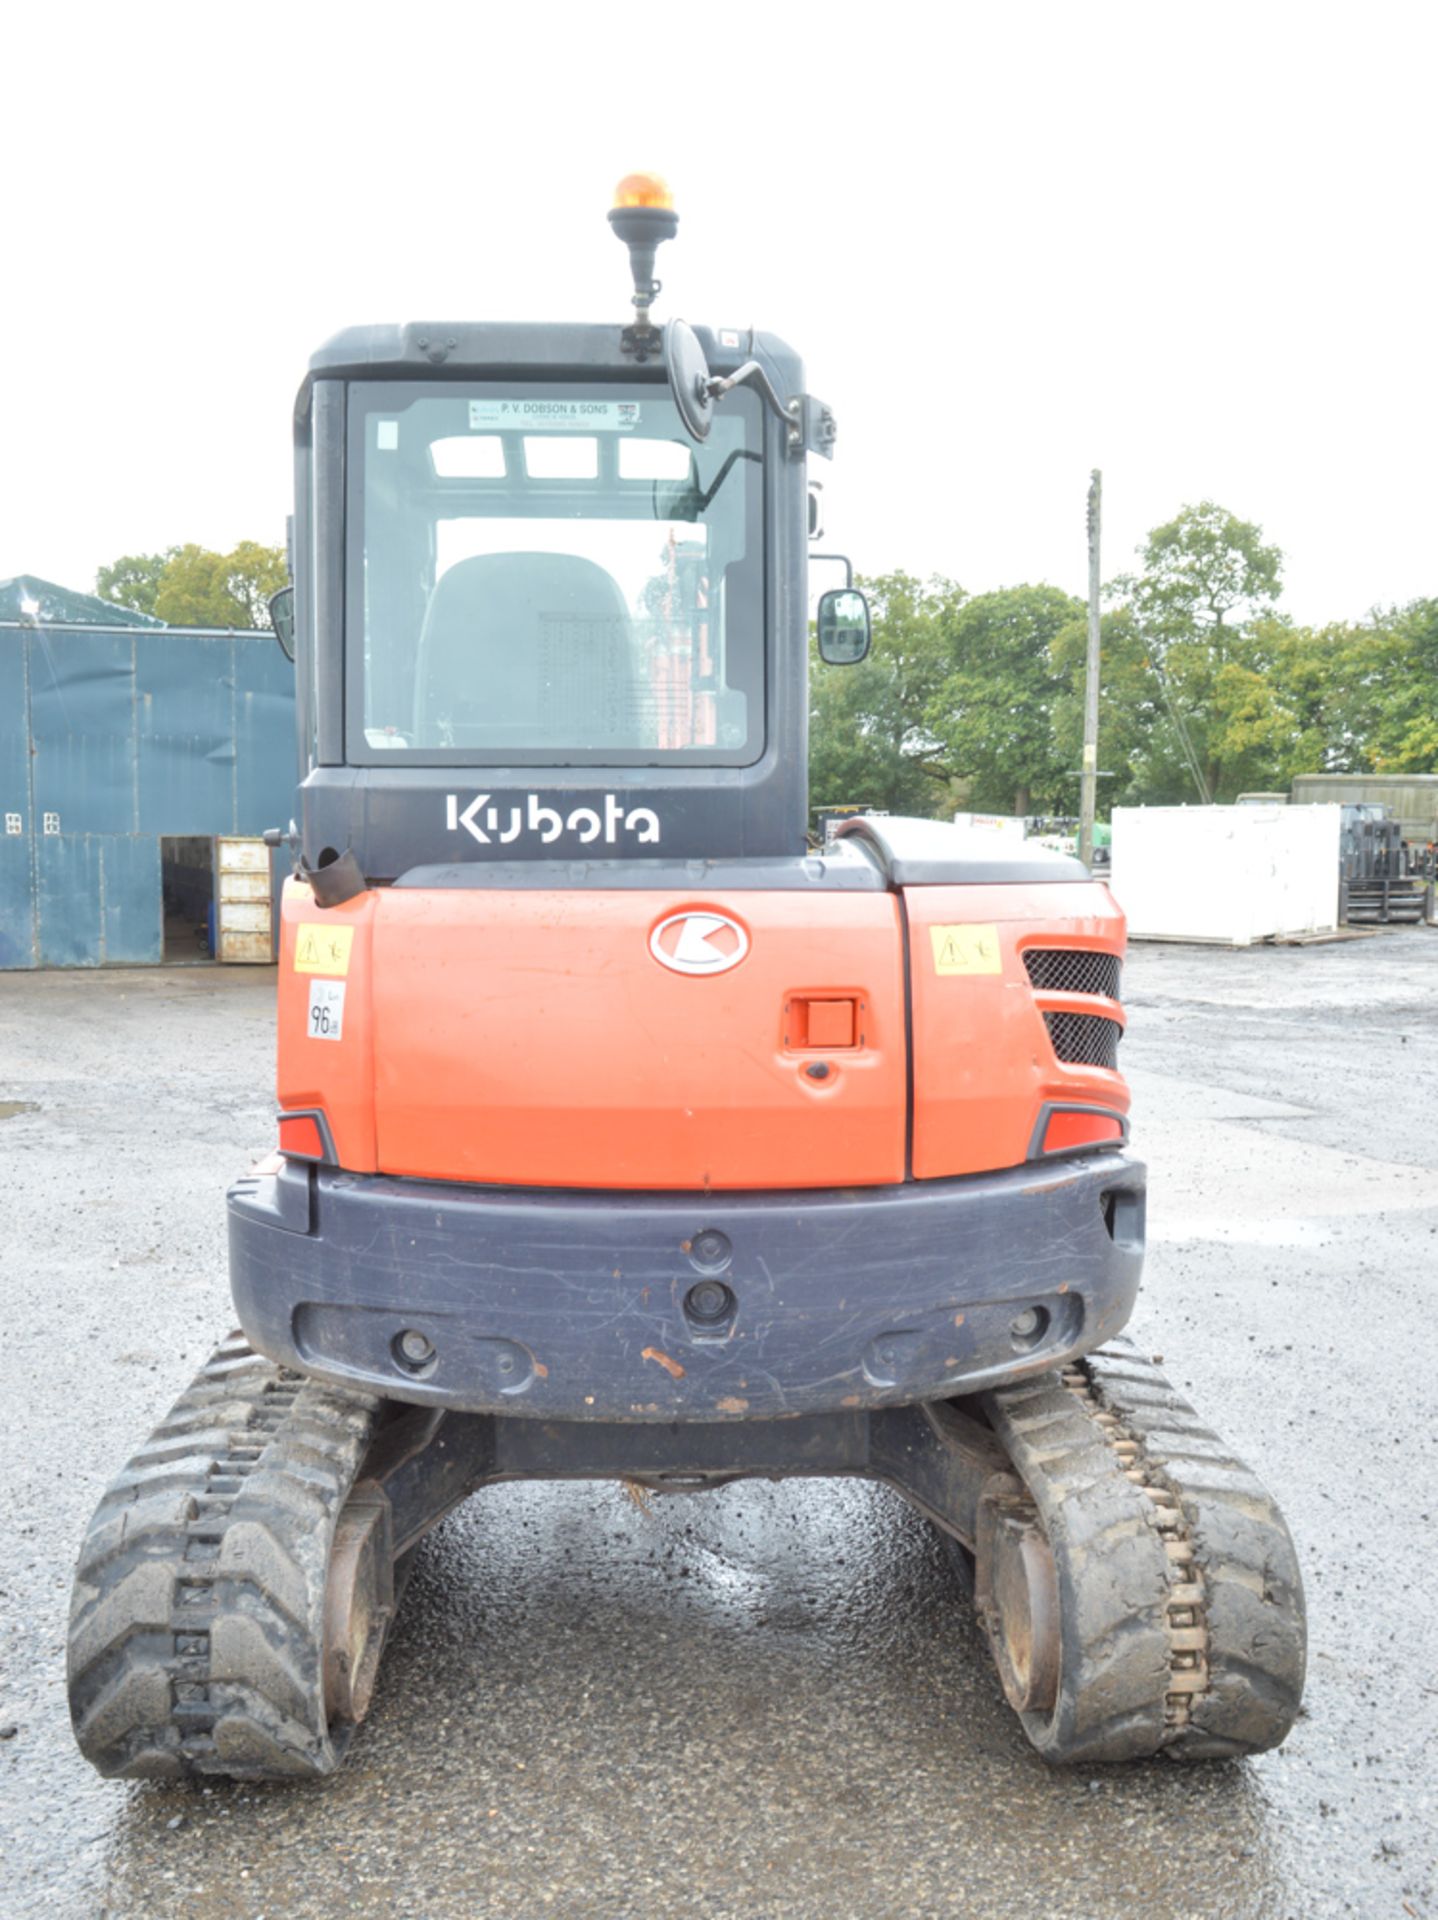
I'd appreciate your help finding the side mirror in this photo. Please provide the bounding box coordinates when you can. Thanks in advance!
[817,587,871,665]
[664,319,715,443]
[268,586,296,662]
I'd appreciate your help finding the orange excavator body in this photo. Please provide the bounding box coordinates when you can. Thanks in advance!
[275,874,1127,1191]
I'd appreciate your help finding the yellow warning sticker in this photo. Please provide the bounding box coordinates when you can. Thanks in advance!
[293,923,355,976]
[929,924,1002,976]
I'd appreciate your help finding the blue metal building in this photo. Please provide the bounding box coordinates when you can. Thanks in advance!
[0,592,296,969]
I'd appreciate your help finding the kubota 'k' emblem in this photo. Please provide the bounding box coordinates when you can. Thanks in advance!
[649,911,750,976]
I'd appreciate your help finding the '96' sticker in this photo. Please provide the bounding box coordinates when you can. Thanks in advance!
[308,979,346,1041]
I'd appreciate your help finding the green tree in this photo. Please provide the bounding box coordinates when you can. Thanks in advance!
[95,550,176,618]
[1253,619,1348,781]
[95,541,287,629]
[808,571,960,822]
[1050,606,1160,809]
[1359,595,1436,768]
[1111,502,1285,801]
[1356,599,1438,770]
[153,542,288,628]
[924,585,1083,814]
[1119,500,1282,645]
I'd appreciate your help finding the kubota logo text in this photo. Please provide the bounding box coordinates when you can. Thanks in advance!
[649,912,750,976]
[446,793,661,848]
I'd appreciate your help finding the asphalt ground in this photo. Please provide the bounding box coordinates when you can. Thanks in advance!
[1,934,1435,1920]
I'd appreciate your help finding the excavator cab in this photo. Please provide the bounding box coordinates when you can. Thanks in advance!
[68,178,1304,1783]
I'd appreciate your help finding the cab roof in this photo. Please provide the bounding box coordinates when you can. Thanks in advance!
[300,323,801,412]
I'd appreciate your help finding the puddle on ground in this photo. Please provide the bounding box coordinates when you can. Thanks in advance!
[0,1101,37,1121]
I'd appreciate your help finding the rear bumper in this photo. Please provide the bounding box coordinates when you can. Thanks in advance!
[228,1154,1145,1421]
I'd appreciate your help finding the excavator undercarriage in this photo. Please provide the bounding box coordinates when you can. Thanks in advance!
[70,1334,1303,1778]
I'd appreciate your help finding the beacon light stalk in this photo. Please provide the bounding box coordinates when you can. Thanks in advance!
[608,172,679,334]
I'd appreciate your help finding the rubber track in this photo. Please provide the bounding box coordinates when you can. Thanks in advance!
[1078,1341,1306,1759]
[981,1339,1305,1764]
[68,1335,383,1780]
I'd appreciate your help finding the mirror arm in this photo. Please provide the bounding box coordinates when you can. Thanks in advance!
[704,363,803,452]
[696,448,761,512]
[810,552,855,589]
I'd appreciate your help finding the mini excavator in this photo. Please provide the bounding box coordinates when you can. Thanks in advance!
[69,178,1304,1778]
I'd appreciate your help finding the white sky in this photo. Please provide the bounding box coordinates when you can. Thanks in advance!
[3,2,1433,626]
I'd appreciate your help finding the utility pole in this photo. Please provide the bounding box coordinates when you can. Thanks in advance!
[1079,469,1102,868]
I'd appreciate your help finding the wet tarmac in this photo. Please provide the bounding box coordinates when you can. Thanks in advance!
[1,936,1435,1919]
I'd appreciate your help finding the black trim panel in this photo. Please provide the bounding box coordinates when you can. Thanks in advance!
[394,848,883,891]
[837,814,1088,886]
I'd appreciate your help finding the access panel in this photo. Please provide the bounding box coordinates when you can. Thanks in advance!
[276,880,908,1190]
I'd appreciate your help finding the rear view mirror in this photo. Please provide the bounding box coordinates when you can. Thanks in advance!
[268,586,296,662]
[817,587,871,664]
[664,319,715,443]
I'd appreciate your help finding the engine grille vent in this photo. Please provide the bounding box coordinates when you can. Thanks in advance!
[1044,1011,1122,1071]
[1023,948,1122,999]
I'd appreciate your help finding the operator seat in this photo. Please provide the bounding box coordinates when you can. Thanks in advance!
[414,551,642,750]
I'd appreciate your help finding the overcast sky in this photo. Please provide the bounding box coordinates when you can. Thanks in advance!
[3,2,1433,626]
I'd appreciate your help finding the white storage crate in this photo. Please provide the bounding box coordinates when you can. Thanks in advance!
[1109,805,1341,946]
[215,837,276,963]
